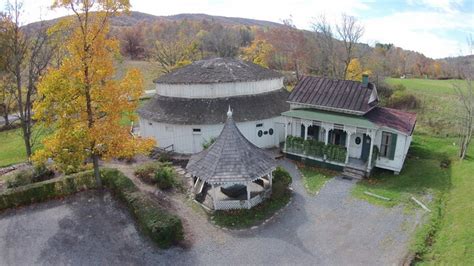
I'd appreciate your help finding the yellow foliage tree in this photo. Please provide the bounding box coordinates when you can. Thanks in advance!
[241,39,274,68]
[345,58,371,81]
[33,0,155,183]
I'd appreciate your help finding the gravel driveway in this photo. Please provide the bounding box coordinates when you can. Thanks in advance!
[0,159,422,265]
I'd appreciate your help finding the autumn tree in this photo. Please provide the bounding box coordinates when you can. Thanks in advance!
[121,23,145,60]
[241,39,274,67]
[33,0,154,183]
[0,13,15,128]
[201,24,241,57]
[345,58,370,81]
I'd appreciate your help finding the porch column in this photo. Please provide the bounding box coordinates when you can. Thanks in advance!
[324,127,330,160]
[269,172,273,188]
[345,132,351,164]
[212,183,217,210]
[367,132,375,170]
[284,118,288,151]
[247,182,251,209]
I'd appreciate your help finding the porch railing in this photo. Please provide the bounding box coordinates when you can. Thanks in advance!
[285,136,347,163]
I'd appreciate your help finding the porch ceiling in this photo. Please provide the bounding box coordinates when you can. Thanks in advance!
[282,109,376,129]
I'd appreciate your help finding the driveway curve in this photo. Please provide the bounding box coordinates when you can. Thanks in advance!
[0,159,422,265]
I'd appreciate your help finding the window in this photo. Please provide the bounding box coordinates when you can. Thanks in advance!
[269,128,274,135]
[307,125,320,141]
[256,123,263,128]
[258,130,263,137]
[380,132,392,158]
[329,129,346,146]
[355,137,361,145]
[193,128,201,134]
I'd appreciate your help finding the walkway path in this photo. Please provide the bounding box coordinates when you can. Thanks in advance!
[0,159,422,265]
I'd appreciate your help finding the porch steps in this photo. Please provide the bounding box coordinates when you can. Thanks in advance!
[342,166,366,179]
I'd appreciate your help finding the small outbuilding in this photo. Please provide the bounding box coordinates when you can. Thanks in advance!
[186,107,277,210]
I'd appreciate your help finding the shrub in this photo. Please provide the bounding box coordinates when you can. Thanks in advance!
[388,90,420,110]
[6,164,55,188]
[272,167,292,199]
[154,167,175,190]
[0,170,97,209]
[101,169,183,247]
[134,161,165,183]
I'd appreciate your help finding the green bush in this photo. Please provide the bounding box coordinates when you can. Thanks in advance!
[101,169,183,248]
[134,162,169,182]
[154,167,175,190]
[0,170,97,210]
[272,167,292,199]
[388,90,420,110]
[6,164,55,188]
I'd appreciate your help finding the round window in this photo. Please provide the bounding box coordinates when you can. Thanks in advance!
[355,137,361,145]
[258,130,263,137]
[269,128,274,135]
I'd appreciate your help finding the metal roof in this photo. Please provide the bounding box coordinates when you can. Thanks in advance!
[186,110,277,184]
[288,76,378,115]
[364,107,416,135]
[282,109,376,129]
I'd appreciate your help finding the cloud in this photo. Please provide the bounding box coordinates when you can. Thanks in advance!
[406,0,465,13]
[361,10,473,58]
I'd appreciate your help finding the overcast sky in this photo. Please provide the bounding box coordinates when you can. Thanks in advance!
[1,0,473,59]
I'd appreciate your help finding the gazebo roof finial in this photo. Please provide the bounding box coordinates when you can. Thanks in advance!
[227,105,233,118]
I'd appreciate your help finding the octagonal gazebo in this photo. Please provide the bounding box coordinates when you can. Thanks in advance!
[186,107,277,210]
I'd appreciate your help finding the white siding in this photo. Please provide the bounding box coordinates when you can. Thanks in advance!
[139,116,285,154]
[157,78,284,98]
[374,128,412,173]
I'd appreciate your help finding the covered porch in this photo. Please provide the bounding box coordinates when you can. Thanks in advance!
[282,109,378,173]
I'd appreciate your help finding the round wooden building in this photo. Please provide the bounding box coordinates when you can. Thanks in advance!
[138,58,289,154]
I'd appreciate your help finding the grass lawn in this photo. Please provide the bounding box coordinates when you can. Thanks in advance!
[299,165,335,195]
[0,127,47,168]
[0,128,28,167]
[353,78,473,264]
[385,78,467,136]
[115,60,163,91]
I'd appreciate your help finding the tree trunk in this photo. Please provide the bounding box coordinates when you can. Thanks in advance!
[92,154,102,188]
[1,105,9,127]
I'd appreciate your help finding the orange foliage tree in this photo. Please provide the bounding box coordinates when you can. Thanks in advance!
[33,0,155,183]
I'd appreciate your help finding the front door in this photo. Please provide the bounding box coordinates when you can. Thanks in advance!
[349,133,363,158]
[361,134,371,162]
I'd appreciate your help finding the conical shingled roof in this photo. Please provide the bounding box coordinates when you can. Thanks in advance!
[186,109,277,184]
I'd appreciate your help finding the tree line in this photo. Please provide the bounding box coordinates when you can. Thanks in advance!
[116,15,463,81]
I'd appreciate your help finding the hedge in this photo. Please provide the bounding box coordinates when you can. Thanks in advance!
[0,170,98,210]
[0,168,183,248]
[101,169,183,248]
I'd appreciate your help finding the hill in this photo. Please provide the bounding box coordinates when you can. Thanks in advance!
[24,11,283,33]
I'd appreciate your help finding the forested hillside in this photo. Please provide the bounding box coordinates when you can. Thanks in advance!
[23,11,469,82]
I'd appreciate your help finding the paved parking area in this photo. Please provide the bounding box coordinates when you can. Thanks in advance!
[0,160,422,265]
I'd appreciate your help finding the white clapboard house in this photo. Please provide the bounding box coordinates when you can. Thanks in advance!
[282,75,416,178]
